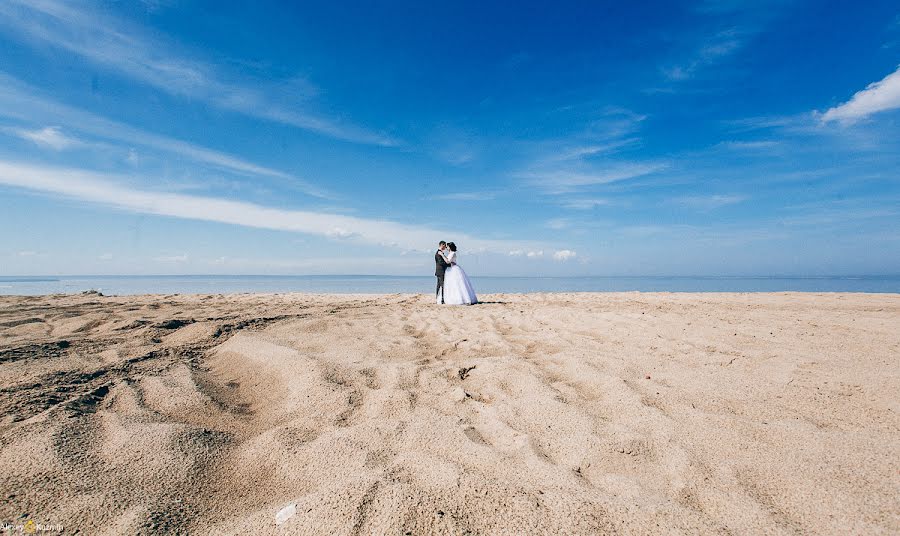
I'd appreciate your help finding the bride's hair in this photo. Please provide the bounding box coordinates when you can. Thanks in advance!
[447,242,457,252]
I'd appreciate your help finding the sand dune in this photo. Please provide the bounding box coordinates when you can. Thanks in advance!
[0,292,898,534]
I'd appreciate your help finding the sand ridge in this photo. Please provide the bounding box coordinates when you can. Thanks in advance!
[0,292,898,534]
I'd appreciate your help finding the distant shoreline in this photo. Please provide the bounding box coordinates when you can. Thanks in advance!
[2,291,899,299]
[2,274,899,295]
[3,274,899,279]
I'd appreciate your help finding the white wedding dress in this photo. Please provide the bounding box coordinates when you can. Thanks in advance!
[441,251,478,305]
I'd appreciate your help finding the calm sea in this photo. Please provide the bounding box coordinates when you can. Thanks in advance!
[0,275,898,295]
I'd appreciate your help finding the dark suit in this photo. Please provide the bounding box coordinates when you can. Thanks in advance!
[435,249,449,303]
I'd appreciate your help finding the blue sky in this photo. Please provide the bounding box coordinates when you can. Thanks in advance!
[0,0,898,276]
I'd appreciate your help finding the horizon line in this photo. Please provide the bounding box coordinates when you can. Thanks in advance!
[2,274,899,279]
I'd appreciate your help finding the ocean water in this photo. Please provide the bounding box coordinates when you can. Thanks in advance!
[0,275,898,295]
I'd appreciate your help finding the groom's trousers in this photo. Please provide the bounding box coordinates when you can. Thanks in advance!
[436,274,445,303]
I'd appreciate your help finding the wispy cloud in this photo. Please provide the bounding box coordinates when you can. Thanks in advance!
[776,199,900,227]
[0,0,396,146]
[716,140,780,150]
[435,148,477,166]
[423,124,484,166]
[536,105,646,150]
[0,159,549,255]
[545,218,571,230]
[821,65,900,124]
[198,254,429,274]
[660,0,791,86]
[11,126,79,150]
[521,162,667,194]
[583,107,647,140]
[721,107,899,158]
[670,194,747,210]
[516,106,662,194]
[723,115,800,133]
[561,198,610,210]
[0,72,331,198]
[662,28,746,81]
[153,254,189,263]
[540,139,640,164]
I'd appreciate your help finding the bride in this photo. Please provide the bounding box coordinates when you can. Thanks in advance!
[440,242,478,305]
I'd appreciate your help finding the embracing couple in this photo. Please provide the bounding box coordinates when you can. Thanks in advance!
[434,240,478,305]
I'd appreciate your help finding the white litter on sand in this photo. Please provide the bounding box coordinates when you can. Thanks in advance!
[275,503,297,525]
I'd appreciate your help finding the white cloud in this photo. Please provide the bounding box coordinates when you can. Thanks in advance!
[154,254,188,263]
[324,227,357,239]
[15,126,78,150]
[0,0,395,146]
[821,65,900,124]
[0,159,547,255]
[553,249,577,261]
[16,250,37,257]
[509,249,554,259]
[0,72,331,198]
[98,253,114,260]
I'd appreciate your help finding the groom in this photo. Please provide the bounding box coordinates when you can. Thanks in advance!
[435,240,449,304]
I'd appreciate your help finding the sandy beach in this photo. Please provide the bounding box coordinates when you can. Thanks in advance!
[0,291,897,534]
